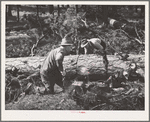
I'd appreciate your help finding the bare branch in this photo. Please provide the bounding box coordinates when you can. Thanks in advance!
[81,18,89,28]
[134,26,143,43]
[115,29,144,45]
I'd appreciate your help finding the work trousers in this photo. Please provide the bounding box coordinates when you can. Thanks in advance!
[40,69,63,93]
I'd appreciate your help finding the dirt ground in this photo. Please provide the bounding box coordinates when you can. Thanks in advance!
[5,75,145,110]
[5,82,82,110]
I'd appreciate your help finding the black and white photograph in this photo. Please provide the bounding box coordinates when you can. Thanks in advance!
[1,1,149,121]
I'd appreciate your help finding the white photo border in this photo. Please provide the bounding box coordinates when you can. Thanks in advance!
[1,1,149,121]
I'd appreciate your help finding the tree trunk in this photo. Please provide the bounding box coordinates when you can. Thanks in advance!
[81,5,85,12]
[49,5,54,14]
[8,5,12,17]
[112,5,117,13]
[135,5,138,12]
[36,5,39,17]
[36,5,43,35]
[6,5,8,23]
[102,5,108,25]
[66,5,70,8]
[75,5,78,13]
[111,5,117,17]
[140,5,145,17]
[57,5,60,16]
[17,5,20,22]
[61,5,64,8]
[5,54,145,80]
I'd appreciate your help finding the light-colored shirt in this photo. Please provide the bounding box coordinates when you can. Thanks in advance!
[88,38,104,50]
[84,38,105,54]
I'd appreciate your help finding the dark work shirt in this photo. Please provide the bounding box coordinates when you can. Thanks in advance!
[40,47,64,75]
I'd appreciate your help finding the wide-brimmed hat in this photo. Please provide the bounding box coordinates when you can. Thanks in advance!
[60,38,73,46]
[81,39,89,48]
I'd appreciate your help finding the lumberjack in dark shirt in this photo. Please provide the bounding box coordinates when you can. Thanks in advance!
[40,40,73,94]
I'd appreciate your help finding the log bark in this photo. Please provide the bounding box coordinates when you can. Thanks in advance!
[5,54,145,80]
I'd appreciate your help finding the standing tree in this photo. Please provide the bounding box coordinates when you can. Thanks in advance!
[8,5,12,17]
[112,5,117,17]
[49,5,54,14]
[36,5,43,35]
[135,5,138,12]
[82,5,87,11]
[6,5,8,23]
[57,5,60,16]
[17,5,20,22]
[36,5,39,17]
[102,5,108,26]
[66,5,70,8]
[140,5,145,17]
[75,5,78,13]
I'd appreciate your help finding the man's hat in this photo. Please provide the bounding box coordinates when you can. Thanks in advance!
[60,32,74,46]
[81,39,89,48]
[60,38,73,46]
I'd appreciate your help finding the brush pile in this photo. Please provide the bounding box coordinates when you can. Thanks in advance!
[5,68,42,104]
[70,80,144,110]
[5,62,145,110]
[69,61,144,110]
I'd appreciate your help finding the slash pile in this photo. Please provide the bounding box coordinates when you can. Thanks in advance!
[70,78,144,110]
[5,64,144,110]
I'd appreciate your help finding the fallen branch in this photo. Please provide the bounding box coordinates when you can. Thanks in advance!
[115,29,132,39]
[125,88,134,95]
[134,38,144,45]
[90,103,106,110]
[114,29,144,45]
[15,92,26,104]
[30,30,50,56]
[80,18,89,28]
[134,25,143,43]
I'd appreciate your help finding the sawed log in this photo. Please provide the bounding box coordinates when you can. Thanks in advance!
[5,54,145,80]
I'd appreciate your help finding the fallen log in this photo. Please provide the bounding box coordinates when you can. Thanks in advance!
[5,54,145,80]
[6,26,28,32]
[108,18,145,45]
[108,18,135,34]
[6,34,31,42]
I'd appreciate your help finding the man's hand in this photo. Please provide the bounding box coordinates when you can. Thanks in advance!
[61,71,66,77]
[44,87,54,94]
